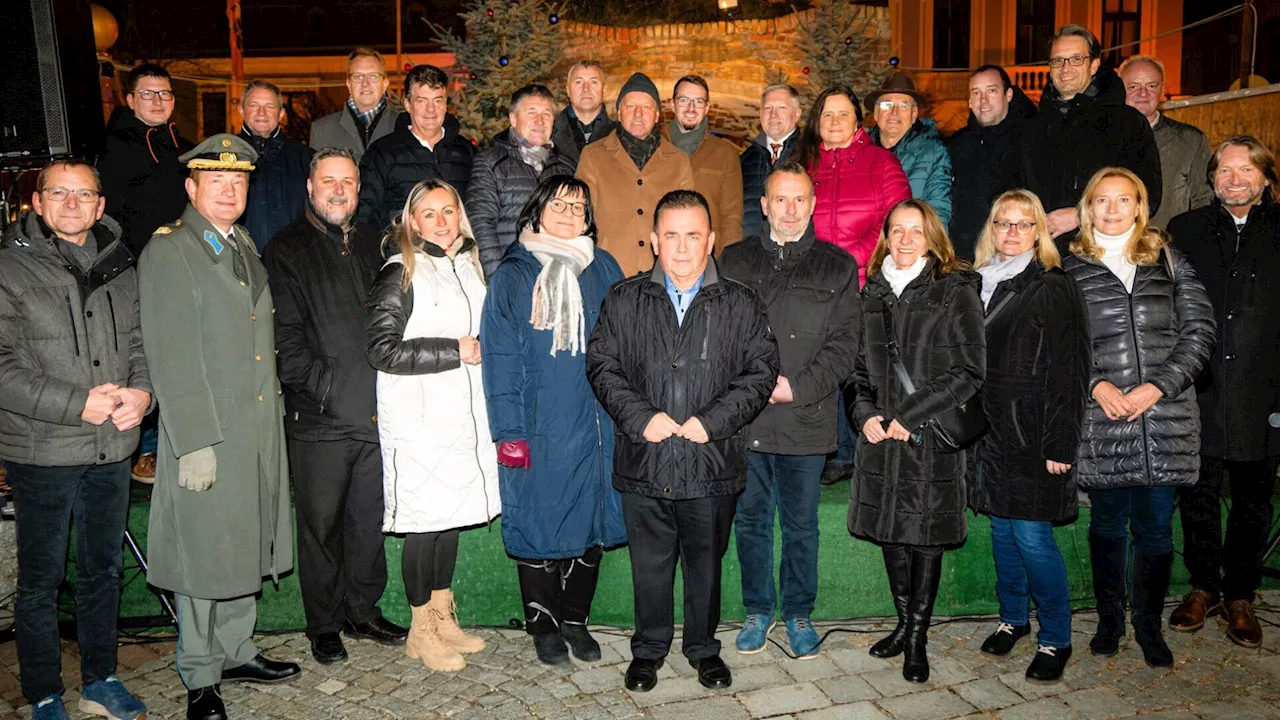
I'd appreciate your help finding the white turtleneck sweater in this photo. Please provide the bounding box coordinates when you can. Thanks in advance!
[1094,226,1137,292]
[881,255,927,297]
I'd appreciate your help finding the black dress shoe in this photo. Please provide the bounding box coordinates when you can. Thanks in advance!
[532,632,570,665]
[1025,644,1071,682]
[561,624,602,662]
[221,654,302,684]
[344,616,409,645]
[187,685,226,720]
[624,658,663,692]
[689,655,733,689]
[311,632,348,665]
[980,623,1031,656]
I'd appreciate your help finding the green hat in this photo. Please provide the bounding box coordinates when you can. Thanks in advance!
[179,133,258,171]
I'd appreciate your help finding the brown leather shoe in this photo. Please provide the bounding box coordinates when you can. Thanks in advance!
[1169,588,1221,632]
[1223,599,1262,649]
[131,453,157,484]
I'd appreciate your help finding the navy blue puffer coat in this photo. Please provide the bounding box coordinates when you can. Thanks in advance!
[480,242,627,559]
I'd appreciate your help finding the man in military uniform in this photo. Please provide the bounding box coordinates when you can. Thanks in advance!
[138,134,299,720]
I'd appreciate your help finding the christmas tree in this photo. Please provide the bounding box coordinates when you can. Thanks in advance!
[426,0,566,147]
[794,0,890,108]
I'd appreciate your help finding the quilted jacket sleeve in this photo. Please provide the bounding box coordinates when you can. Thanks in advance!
[468,154,504,278]
[0,279,88,425]
[479,264,529,442]
[365,262,462,375]
[894,275,987,431]
[357,145,389,228]
[1145,249,1216,401]
[921,144,953,227]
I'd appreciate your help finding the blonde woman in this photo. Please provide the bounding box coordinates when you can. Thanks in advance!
[1062,168,1215,668]
[365,179,501,672]
[851,199,984,683]
[969,190,1090,682]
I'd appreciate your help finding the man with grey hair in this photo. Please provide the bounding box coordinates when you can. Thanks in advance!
[1120,55,1211,229]
[472,84,576,276]
[262,146,407,666]
[239,79,315,252]
[741,84,802,239]
[552,61,616,167]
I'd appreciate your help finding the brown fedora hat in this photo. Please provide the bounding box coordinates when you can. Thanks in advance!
[864,73,927,111]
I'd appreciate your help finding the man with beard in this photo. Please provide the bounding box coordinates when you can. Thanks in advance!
[551,61,616,168]
[576,72,694,276]
[665,75,743,254]
[262,148,408,666]
[1166,136,1280,650]
[238,80,315,253]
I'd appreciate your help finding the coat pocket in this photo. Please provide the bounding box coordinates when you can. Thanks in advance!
[211,389,234,429]
[1010,399,1029,447]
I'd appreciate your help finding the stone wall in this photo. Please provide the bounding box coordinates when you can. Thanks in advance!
[554,8,891,143]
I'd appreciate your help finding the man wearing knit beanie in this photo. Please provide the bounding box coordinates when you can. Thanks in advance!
[576,72,694,276]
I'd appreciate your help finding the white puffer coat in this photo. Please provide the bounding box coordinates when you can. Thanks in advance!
[366,244,501,533]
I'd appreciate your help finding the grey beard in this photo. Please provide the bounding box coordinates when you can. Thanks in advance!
[316,199,355,228]
[1220,189,1263,207]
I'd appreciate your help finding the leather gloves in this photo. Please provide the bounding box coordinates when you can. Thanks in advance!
[178,446,217,492]
[497,440,531,470]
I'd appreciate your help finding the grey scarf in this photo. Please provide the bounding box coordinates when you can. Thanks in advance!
[667,117,707,157]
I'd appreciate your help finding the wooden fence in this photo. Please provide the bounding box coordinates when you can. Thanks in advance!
[1161,83,1280,151]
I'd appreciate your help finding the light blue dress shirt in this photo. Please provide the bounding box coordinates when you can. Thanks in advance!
[664,272,704,326]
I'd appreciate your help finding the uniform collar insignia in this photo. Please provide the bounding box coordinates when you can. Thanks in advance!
[203,230,224,255]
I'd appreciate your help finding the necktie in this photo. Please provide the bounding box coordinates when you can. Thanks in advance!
[770,143,783,163]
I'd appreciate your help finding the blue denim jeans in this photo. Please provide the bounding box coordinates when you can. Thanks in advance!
[736,452,825,618]
[1088,486,1176,555]
[10,461,131,702]
[139,410,158,455]
[989,516,1072,648]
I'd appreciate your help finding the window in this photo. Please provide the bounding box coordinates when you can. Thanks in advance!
[1016,0,1055,65]
[932,0,970,69]
[1103,0,1142,67]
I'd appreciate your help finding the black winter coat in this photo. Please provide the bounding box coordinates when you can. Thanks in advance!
[947,87,1037,260]
[719,227,860,455]
[98,112,195,255]
[470,131,576,277]
[851,264,985,546]
[240,127,315,253]
[586,261,779,500]
[357,115,476,230]
[551,109,617,168]
[971,262,1090,523]
[992,69,1162,253]
[740,132,799,241]
[1063,248,1216,489]
[262,208,382,444]
[1169,200,1280,460]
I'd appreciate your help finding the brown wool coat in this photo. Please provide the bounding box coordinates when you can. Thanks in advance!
[686,135,744,255]
[576,131,695,277]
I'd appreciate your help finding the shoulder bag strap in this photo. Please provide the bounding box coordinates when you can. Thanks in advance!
[984,292,1016,327]
[881,304,917,394]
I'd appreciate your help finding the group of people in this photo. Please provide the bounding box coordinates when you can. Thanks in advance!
[1,21,1277,720]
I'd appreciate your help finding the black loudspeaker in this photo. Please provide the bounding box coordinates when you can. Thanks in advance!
[0,0,105,170]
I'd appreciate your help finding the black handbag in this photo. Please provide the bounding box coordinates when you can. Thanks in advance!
[880,295,996,453]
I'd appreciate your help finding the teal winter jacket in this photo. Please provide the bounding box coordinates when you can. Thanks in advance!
[872,119,953,227]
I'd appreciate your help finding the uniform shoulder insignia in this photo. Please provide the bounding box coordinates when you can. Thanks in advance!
[174,220,183,226]
[153,225,173,235]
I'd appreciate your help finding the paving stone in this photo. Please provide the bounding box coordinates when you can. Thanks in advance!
[738,681,832,717]
[626,675,709,708]
[998,698,1085,720]
[724,664,796,693]
[797,701,893,720]
[862,668,930,698]
[313,677,348,695]
[646,696,749,720]
[1192,698,1280,720]
[784,656,845,682]
[951,678,1025,711]
[876,689,976,720]
[1060,688,1136,718]
[570,666,625,694]
[999,671,1072,701]
[827,649,894,675]
[928,658,979,686]
[814,675,881,704]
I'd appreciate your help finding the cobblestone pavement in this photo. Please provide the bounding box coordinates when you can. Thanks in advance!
[3,592,1279,720]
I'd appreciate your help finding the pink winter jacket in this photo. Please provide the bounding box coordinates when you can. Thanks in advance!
[809,129,911,287]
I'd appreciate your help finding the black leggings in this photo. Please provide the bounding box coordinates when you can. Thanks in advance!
[402,529,459,606]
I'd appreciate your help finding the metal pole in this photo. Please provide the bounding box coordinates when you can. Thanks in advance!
[1240,0,1254,90]
[396,0,403,78]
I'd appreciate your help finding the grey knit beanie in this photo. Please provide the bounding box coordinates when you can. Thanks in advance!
[616,72,661,111]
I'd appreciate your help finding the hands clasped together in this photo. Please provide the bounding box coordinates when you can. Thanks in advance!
[643,413,709,444]
[1092,381,1162,423]
[80,382,150,431]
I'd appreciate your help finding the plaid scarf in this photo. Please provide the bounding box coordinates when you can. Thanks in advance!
[616,127,660,171]
[347,94,387,128]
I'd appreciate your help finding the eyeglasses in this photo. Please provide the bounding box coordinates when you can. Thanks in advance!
[992,220,1036,235]
[42,187,99,203]
[134,89,174,102]
[349,73,385,85]
[548,199,587,217]
[675,97,708,108]
[1048,55,1089,69]
[876,100,915,113]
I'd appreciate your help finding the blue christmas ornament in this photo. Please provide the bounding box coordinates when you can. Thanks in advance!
[549,13,559,23]
[499,56,509,67]
[889,56,900,68]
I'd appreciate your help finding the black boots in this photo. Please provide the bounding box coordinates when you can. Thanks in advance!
[869,545,913,659]
[1131,552,1174,667]
[517,548,604,665]
[1089,534,1127,656]
[902,546,943,683]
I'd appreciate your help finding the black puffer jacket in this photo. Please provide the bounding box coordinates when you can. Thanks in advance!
[719,226,860,455]
[586,261,779,500]
[470,130,576,277]
[97,112,195,255]
[551,109,617,168]
[357,114,476,230]
[1169,200,1280,460]
[851,263,985,547]
[971,261,1090,523]
[262,208,382,444]
[1063,248,1216,489]
[740,132,799,241]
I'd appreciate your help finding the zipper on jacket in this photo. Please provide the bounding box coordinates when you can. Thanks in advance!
[587,271,608,545]
[450,256,494,528]
[106,291,119,352]
[65,293,81,356]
